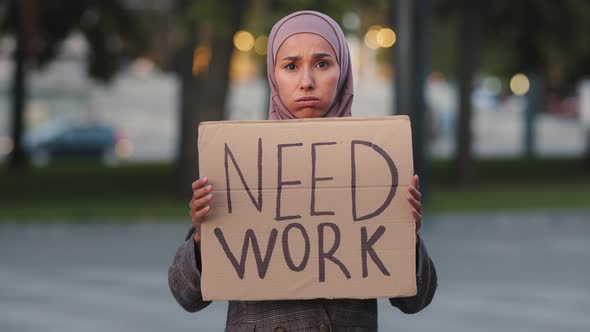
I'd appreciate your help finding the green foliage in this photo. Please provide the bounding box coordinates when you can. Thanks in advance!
[269,0,383,34]
[185,0,242,37]
[271,0,345,16]
[0,0,146,82]
[0,158,588,221]
[434,0,590,87]
[429,17,456,76]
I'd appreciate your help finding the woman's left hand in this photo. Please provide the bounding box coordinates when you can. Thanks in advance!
[407,174,423,233]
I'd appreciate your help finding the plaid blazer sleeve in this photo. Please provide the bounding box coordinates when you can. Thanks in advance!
[389,234,438,314]
[168,226,212,312]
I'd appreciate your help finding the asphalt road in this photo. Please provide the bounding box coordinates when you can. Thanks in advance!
[1,210,589,331]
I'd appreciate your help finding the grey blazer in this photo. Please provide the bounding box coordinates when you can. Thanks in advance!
[168,226,437,332]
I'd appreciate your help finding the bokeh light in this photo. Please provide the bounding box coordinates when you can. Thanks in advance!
[364,26,397,49]
[132,58,155,77]
[482,77,502,95]
[363,25,382,49]
[428,71,445,82]
[376,28,396,48]
[510,73,530,96]
[254,35,268,56]
[192,45,211,77]
[0,136,13,155]
[115,138,133,159]
[342,12,360,31]
[230,51,257,81]
[233,30,255,52]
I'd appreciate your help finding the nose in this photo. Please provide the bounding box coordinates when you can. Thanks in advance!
[299,68,314,91]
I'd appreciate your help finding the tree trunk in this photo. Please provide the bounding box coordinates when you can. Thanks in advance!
[392,0,431,202]
[175,0,249,198]
[175,39,202,198]
[8,0,33,170]
[524,73,541,158]
[453,0,481,185]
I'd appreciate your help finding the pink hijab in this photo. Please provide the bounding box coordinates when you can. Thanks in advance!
[267,10,354,120]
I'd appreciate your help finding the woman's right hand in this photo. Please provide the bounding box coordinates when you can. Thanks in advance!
[189,177,213,244]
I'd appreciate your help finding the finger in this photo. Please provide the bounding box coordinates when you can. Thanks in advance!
[190,194,213,211]
[191,191,213,206]
[192,177,208,190]
[193,184,213,199]
[191,205,210,221]
[407,195,422,214]
[411,208,422,231]
[412,174,420,190]
[191,178,203,190]
[408,185,422,201]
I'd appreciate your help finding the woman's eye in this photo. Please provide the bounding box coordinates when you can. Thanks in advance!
[285,63,297,70]
[316,61,328,68]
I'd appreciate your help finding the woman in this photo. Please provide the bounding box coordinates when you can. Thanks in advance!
[169,10,437,332]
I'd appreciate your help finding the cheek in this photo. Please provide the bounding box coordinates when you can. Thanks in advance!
[323,71,340,102]
[274,71,294,96]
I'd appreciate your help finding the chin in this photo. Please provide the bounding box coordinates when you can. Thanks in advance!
[291,107,328,119]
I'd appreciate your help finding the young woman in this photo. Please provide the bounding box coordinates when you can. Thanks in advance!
[169,10,437,332]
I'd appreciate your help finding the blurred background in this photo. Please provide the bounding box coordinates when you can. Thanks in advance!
[0,0,588,331]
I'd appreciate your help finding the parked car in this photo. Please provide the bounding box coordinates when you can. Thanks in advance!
[25,123,131,166]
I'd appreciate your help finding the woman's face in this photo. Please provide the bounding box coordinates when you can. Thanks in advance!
[274,33,340,119]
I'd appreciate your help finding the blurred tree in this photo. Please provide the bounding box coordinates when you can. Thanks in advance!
[171,0,250,197]
[478,1,590,89]
[388,0,432,203]
[435,0,590,183]
[434,0,484,185]
[480,1,590,163]
[454,0,481,185]
[171,0,370,197]
[0,0,144,170]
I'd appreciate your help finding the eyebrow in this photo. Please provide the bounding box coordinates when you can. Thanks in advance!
[280,53,334,61]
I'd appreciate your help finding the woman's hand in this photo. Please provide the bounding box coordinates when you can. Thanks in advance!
[407,174,423,233]
[189,177,213,243]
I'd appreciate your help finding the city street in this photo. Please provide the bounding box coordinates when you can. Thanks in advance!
[1,4,589,332]
[1,72,587,163]
[1,210,588,331]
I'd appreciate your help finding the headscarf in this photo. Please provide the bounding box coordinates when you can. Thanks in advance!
[267,10,354,120]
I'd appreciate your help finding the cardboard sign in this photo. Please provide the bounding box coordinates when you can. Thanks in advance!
[198,116,416,301]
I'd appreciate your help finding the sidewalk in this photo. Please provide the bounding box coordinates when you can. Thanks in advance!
[1,210,588,331]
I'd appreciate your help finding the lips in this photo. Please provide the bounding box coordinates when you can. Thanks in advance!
[296,96,319,102]
[295,96,320,107]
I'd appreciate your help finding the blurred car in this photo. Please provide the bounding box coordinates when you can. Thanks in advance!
[24,123,131,166]
[547,96,578,117]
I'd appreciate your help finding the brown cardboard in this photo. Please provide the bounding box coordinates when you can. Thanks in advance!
[198,115,416,301]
